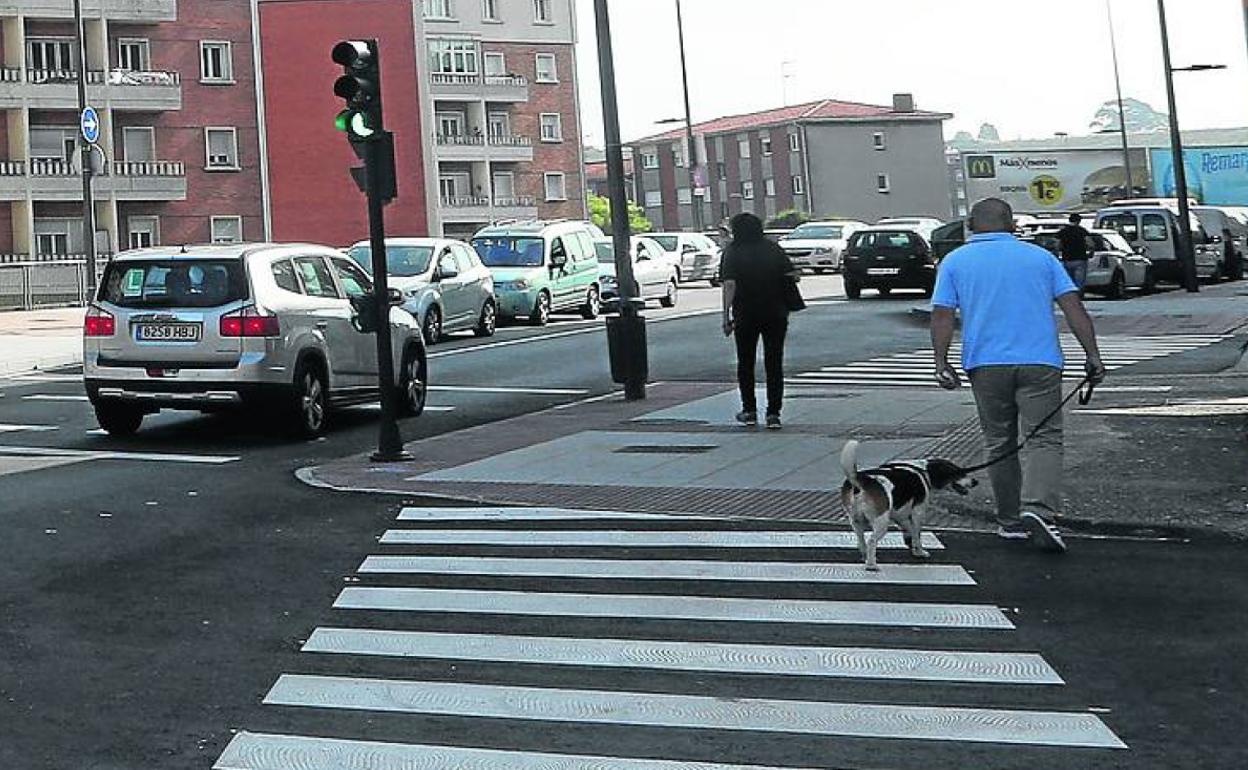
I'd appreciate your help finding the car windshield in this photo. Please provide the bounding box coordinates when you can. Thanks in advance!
[348,245,433,278]
[788,225,843,240]
[473,236,546,267]
[649,235,680,252]
[594,242,615,262]
[99,259,247,308]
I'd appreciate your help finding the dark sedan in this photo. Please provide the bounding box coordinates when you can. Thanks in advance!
[842,228,937,299]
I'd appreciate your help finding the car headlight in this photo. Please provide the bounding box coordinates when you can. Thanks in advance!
[600,275,618,287]
[498,279,530,291]
[814,247,832,255]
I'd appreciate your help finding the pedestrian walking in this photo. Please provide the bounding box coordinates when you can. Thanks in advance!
[930,198,1106,552]
[720,212,797,430]
[1056,213,1091,292]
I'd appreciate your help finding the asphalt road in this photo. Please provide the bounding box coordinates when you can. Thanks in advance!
[1,275,1245,769]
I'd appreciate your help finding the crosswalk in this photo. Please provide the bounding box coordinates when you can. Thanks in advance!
[214,506,1127,768]
[791,333,1231,389]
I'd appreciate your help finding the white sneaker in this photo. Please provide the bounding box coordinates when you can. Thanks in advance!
[1021,511,1067,554]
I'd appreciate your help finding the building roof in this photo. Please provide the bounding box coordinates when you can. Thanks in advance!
[630,98,952,145]
[953,127,1248,153]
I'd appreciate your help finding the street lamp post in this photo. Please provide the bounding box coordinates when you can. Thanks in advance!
[1106,0,1135,200]
[72,0,98,294]
[674,0,702,233]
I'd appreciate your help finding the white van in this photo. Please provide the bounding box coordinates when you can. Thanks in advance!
[1094,205,1219,283]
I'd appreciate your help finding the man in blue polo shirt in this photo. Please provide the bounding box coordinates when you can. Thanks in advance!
[930,198,1106,553]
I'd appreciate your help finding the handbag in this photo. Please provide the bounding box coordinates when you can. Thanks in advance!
[782,275,806,312]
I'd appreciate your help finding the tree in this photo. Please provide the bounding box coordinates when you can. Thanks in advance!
[587,193,652,234]
[767,209,810,229]
[1089,98,1168,134]
[977,123,1001,142]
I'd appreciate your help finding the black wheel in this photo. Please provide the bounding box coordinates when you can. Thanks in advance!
[290,361,328,438]
[675,267,684,284]
[1107,271,1127,300]
[396,347,427,418]
[474,300,497,337]
[878,286,893,297]
[660,280,678,308]
[845,280,862,300]
[95,402,143,437]
[422,306,443,345]
[922,282,935,298]
[530,291,552,326]
[581,285,601,320]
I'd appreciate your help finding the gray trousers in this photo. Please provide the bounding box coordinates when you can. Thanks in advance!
[968,366,1064,525]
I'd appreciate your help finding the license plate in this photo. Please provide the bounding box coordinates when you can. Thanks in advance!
[136,323,202,342]
[867,268,901,276]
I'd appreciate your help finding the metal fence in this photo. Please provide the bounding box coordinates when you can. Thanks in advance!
[0,261,101,311]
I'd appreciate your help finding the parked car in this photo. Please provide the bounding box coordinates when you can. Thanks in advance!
[593,237,680,309]
[471,220,603,326]
[1094,205,1220,283]
[876,216,944,242]
[646,232,722,284]
[778,220,868,273]
[841,227,937,299]
[1192,206,1245,280]
[1025,228,1155,299]
[348,238,496,344]
[83,244,428,438]
[929,219,968,262]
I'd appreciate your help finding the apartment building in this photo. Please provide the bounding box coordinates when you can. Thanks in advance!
[0,0,266,261]
[422,0,586,239]
[629,95,952,231]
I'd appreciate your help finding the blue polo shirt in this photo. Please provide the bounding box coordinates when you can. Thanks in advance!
[931,232,1077,371]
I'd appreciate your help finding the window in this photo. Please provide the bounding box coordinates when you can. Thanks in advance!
[438,174,466,199]
[30,126,77,161]
[487,112,510,138]
[271,260,302,294]
[534,0,553,22]
[716,162,726,181]
[645,191,663,208]
[1101,213,1139,242]
[436,111,464,137]
[204,128,239,170]
[761,136,772,156]
[677,188,692,205]
[293,256,340,298]
[200,41,233,83]
[873,131,887,151]
[492,171,516,199]
[741,181,754,200]
[117,38,149,71]
[641,151,659,170]
[1142,213,1169,241]
[210,216,243,244]
[738,138,751,159]
[789,133,801,152]
[544,172,567,201]
[425,0,454,18]
[483,52,506,76]
[482,0,500,19]
[792,175,805,195]
[122,127,155,162]
[764,178,776,197]
[27,38,74,73]
[36,231,69,256]
[535,53,558,83]
[539,113,563,142]
[877,173,891,193]
[331,257,373,298]
[671,142,684,168]
[127,217,158,249]
[428,39,479,75]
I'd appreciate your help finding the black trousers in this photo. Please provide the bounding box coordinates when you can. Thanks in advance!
[734,313,788,416]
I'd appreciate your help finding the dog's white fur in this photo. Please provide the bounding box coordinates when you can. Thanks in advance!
[839,440,932,571]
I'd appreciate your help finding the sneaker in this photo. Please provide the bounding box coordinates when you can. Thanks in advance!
[735,410,758,427]
[1021,511,1067,553]
[996,522,1031,541]
[765,414,782,431]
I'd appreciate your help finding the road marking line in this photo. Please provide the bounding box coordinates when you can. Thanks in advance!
[429,385,590,395]
[3,373,82,383]
[0,424,58,433]
[0,445,238,464]
[398,505,697,521]
[302,628,1063,684]
[214,732,810,770]
[378,529,944,550]
[22,394,89,402]
[263,675,1123,747]
[334,587,1009,628]
[551,389,625,410]
[359,555,975,585]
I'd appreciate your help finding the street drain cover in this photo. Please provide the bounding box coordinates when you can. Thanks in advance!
[614,445,717,455]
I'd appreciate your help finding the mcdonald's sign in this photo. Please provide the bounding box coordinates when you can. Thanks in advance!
[966,155,996,179]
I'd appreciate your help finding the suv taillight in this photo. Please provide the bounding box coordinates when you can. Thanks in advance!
[220,306,281,338]
[84,306,115,337]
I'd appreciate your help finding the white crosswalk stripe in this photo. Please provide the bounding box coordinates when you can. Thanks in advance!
[215,506,1126,769]
[791,333,1231,388]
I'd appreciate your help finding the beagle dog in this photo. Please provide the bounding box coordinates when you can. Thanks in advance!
[839,440,977,571]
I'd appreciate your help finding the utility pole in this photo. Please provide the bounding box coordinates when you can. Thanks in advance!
[675,0,702,233]
[72,0,98,294]
[594,0,647,400]
[1106,0,1135,200]
[1157,0,1199,293]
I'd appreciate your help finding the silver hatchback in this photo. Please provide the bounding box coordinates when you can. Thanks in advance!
[83,244,428,437]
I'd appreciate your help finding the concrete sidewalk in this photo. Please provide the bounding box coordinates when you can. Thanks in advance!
[0,306,83,378]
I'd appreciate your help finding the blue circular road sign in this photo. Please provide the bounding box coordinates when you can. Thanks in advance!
[80,107,100,144]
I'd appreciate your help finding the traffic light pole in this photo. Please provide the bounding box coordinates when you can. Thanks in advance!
[1157,0,1200,293]
[72,0,97,294]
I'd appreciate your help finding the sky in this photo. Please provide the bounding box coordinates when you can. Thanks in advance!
[573,0,1248,146]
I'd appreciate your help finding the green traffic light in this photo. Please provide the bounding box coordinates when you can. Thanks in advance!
[335,110,352,132]
[334,110,376,139]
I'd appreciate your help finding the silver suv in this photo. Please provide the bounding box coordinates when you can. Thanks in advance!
[83,244,428,438]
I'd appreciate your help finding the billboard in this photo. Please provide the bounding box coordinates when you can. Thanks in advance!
[1151,147,1248,205]
[963,150,1151,213]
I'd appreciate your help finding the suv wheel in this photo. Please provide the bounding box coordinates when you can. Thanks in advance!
[291,362,328,438]
[845,280,862,300]
[396,347,427,418]
[422,306,443,345]
[530,291,552,326]
[878,286,893,297]
[1107,270,1127,300]
[95,402,143,437]
[581,285,601,320]
[660,280,678,308]
[474,301,497,337]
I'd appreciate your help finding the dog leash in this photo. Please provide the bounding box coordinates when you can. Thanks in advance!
[960,375,1096,475]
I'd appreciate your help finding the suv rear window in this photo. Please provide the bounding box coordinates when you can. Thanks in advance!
[100,260,247,308]
[851,231,919,250]
[473,236,546,267]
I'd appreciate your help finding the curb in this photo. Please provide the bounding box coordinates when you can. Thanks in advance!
[0,353,82,380]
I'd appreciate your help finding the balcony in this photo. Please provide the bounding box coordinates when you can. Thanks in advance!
[487,134,534,162]
[0,68,181,111]
[434,133,485,162]
[429,72,529,103]
[0,0,176,21]
[440,195,538,224]
[0,157,185,201]
[433,133,534,163]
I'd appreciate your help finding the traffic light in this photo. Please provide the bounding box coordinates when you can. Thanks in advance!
[332,39,382,142]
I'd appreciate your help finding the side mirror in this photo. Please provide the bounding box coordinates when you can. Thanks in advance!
[550,252,568,269]
[681,244,697,254]
[437,262,459,281]
[387,287,404,306]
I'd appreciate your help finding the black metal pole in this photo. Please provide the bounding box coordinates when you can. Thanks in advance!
[366,134,409,461]
[675,0,702,233]
[1106,0,1135,199]
[72,0,97,294]
[594,0,646,400]
[1157,0,1200,293]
